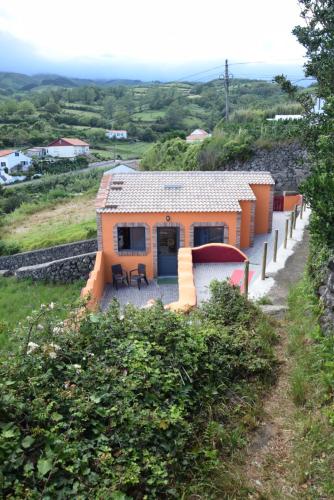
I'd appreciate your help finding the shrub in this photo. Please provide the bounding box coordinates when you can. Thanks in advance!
[198,132,253,170]
[0,282,276,497]
[0,240,21,256]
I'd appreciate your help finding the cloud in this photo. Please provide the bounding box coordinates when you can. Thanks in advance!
[0,0,305,65]
[0,20,307,82]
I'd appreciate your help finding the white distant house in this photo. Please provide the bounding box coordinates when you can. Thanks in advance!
[267,99,326,122]
[26,147,47,158]
[186,129,211,143]
[45,138,90,158]
[0,149,32,173]
[106,129,128,140]
[267,115,303,121]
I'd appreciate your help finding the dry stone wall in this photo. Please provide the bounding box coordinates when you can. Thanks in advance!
[15,252,96,283]
[226,142,309,192]
[0,239,97,271]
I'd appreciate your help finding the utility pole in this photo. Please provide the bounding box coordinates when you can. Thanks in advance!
[224,59,230,121]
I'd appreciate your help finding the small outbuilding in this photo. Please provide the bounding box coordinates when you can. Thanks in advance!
[186,129,211,143]
[95,170,274,281]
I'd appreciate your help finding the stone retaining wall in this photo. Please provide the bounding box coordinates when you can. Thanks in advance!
[227,142,309,192]
[319,259,334,334]
[0,239,97,271]
[15,252,96,283]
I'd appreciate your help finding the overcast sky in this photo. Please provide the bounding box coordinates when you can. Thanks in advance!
[0,0,307,80]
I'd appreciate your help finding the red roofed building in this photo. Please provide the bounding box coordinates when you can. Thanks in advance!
[186,129,211,143]
[46,138,90,158]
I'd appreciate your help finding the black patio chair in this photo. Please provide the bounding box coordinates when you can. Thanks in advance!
[129,264,149,290]
[111,264,129,290]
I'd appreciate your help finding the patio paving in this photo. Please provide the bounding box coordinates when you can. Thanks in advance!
[194,210,308,304]
[100,281,178,311]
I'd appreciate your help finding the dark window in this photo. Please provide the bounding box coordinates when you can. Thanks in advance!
[194,226,225,246]
[1,162,6,167]
[15,152,19,156]
[118,227,146,251]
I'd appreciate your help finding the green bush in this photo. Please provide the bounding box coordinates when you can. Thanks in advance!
[31,156,89,176]
[0,169,105,216]
[198,132,253,170]
[0,240,21,256]
[0,281,276,498]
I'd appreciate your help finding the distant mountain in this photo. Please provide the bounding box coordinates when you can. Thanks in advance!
[0,71,144,92]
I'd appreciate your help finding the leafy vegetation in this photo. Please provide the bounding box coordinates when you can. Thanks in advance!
[0,277,83,351]
[30,156,89,176]
[276,1,334,281]
[0,70,306,153]
[287,278,334,496]
[0,281,277,497]
[0,169,106,254]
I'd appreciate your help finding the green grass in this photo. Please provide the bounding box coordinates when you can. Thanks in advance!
[183,116,205,128]
[3,218,97,252]
[94,141,151,160]
[132,110,167,121]
[65,108,101,118]
[0,277,83,350]
[286,278,334,496]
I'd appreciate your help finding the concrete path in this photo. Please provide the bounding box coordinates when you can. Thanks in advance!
[194,209,310,304]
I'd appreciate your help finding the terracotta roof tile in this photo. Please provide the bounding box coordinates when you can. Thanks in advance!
[96,171,274,214]
[0,149,15,157]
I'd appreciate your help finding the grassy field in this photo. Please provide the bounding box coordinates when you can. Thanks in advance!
[92,141,151,160]
[2,194,96,251]
[132,110,166,121]
[0,277,83,350]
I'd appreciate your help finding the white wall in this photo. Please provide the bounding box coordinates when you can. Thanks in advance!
[0,151,32,172]
[106,130,128,139]
[46,145,89,158]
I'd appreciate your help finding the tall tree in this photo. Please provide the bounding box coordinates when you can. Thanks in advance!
[293,0,334,98]
[290,1,334,247]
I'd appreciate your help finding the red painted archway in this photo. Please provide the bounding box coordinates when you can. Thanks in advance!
[192,243,248,264]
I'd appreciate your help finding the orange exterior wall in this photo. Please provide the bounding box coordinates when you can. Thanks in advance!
[283,194,302,211]
[100,211,239,281]
[250,184,272,234]
[239,200,253,249]
[167,247,197,312]
[81,251,106,310]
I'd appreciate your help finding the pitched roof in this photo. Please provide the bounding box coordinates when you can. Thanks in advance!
[47,138,89,147]
[105,164,137,174]
[190,129,209,136]
[186,129,211,141]
[0,149,15,157]
[96,171,274,214]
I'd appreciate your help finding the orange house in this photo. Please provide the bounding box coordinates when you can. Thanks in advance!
[93,171,274,285]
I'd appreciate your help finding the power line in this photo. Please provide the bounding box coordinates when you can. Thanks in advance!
[174,59,307,83]
[174,64,225,82]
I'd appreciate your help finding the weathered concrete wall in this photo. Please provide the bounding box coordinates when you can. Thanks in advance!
[0,239,97,271]
[15,252,96,283]
[226,142,309,193]
[319,259,334,334]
